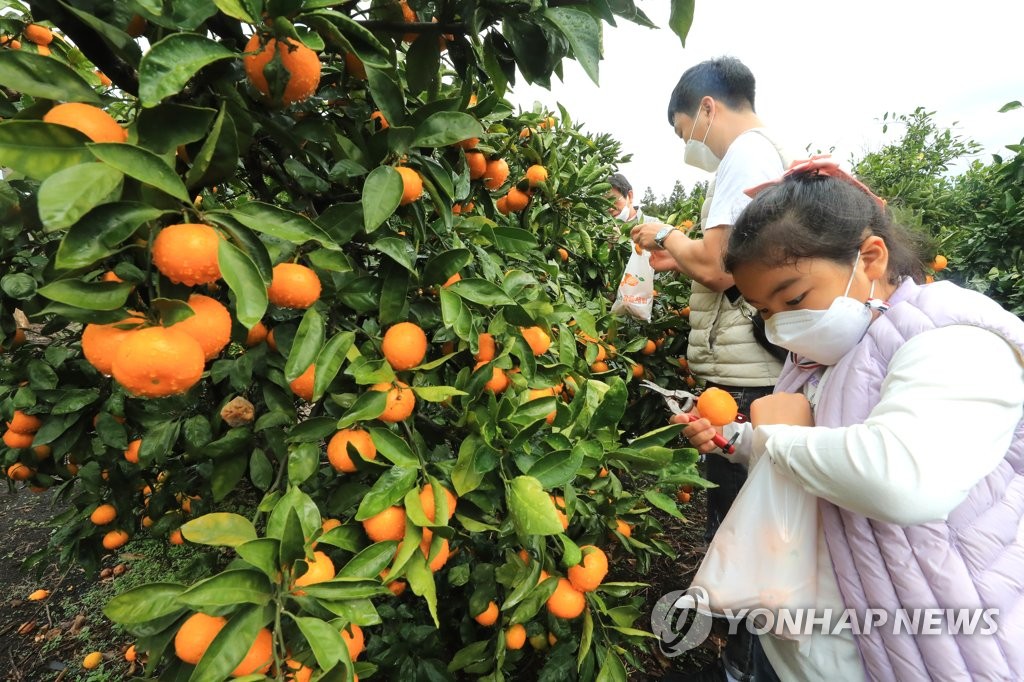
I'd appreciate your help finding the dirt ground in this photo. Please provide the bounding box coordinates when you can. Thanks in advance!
[0,482,722,682]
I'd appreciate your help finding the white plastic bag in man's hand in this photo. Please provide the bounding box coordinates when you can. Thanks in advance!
[611,247,655,321]
[690,453,818,641]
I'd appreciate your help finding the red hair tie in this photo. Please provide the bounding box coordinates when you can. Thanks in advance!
[744,154,887,209]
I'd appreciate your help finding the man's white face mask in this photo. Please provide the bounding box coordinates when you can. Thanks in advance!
[683,105,720,173]
[614,201,632,221]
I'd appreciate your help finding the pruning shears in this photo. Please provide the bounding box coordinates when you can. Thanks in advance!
[639,380,738,455]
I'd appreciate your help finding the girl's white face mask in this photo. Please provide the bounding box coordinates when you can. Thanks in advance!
[683,106,720,173]
[764,253,886,366]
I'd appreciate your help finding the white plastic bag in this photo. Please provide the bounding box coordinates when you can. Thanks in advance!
[611,247,655,321]
[691,453,818,639]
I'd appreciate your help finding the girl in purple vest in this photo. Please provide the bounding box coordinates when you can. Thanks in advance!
[681,157,1024,681]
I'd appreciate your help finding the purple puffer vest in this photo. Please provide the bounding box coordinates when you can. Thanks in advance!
[775,279,1024,681]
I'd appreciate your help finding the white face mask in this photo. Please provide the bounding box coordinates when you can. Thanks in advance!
[683,105,720,173]
[764,253,886,366]
[614,201,632,221]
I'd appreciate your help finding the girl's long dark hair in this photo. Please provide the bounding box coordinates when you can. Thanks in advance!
[724,174,929,284]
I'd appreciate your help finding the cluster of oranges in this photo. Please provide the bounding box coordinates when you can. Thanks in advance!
[1,21,54,54]
[3,410,47,484]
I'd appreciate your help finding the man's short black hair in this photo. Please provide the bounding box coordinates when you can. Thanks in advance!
[608,173,632,197]
[667,57,756,126]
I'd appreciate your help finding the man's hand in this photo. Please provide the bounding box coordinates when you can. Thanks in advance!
[649,249,681,272]
[630,222,670,251]
[750,393,814,428]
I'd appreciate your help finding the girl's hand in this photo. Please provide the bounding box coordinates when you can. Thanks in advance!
[671,411,723,455]
[750,393,814,428]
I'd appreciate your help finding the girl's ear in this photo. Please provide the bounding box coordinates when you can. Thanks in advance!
[861,235,889,282]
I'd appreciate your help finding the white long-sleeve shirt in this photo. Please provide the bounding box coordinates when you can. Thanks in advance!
[723,325,1024,681]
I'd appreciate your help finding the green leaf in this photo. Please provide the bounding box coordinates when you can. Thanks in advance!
[372,236,417,272]
[218,240,269,328]
[544,8,601,85]
[0,50,101,104]
[237,538,281,578]
[139,33,237,107]
[448,279,515,306]
[448,640,490,673]
[355,466,417,521]
[366,427,419,467]
[36,279,132,311]
[88,143,190,202]
[509,576,558,625]
[507,476,565,536]
[528,448,583,488]
[292,615,352,672]
[177,569,272,609]
[336,390,387,429]
[185,104,238,189]
[644,490,685,520]
[285,307,326,382]
[362,166,402,232]
[337,542,398,579]
[412,112,484,148]
[298,578,388,601]
[313,331,355,400]
[405,553,439,627]
[288,442,320,485]
[181,513,258,547]
[668,0,696,48]
[227,202,338,248]
[422,249,472,286]
[266,486,322,542]
[103,583,186,624]
[590,377,628,432]
[0,121,94,180]
[365,64,405,127]
[56,203,167,268]
[37,163,123,231]
[190,604,268,682]
[213,0,257,22]
[411,386,465,402]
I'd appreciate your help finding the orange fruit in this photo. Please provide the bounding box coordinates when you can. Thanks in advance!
[418,483,457,523]
[344,51,367,80]
[505,623,527,650]
[102,529,129,550]
[124,439,142,464]
[925,275,935,284]
[95,70,112,87]
[679,306,691,318]
[456,137,479,150]
[567,546,608,592]
[43,102,127,143]
[112,327,205,398]
[520,326,550,355]
[641,339,657,355]
[246,321,268,347]
[283,659,314,682]
[126,14,147,37]
[551,495,569,530]
[504,188,530,212]
[495,195,510,215]
[592,345,607,363]
[341,623,364,661]
[525,164,549,187]
[370,110,389,130]
[518,127,533,139]
[632,364,645,379]
[294,550,336,591]
[473,601,499,626]
[475,333,496,362]
[538,116,556,129]
[475,361,509,394]
[396,167,423,205]
[289,364,315,401]
[546,578,586,619]
[615,519,632,537]
[371,381,416,422]
[483,158,510,190]
[677,357,689,370]
[696,387,738,426]
[398,0,418,41]
[677,489,692,504]
[243,34,321,106]
[466,152,486,180]
[382,322,427,370]
[152,223,222,286]
[231,627,273,677]
[82,651,103,669]
[931,254,948,271]
[590,361,608,373]
[24,24,53,46]
[28,589,49,601]
[266,328,278,352]
[380,568,407,596]
[169,529,184,545]
[321,518,342,533]
[557,248,569,262]
[268,263,321,309]
[7,410,41,434]
[327,429,376,473]
[174,612,227,665]
[100,270,122,283]
[362,505,406,542]
[90,503,117,525]
[171,294,232,361]
[124,644,137,662]
[443,272,461,288]
[421,536,450,571]
[82,315,146,376]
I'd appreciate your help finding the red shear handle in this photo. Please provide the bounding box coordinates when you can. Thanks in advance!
[680,413,736,455]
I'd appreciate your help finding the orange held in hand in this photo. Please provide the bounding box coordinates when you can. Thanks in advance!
[696,387,738,426]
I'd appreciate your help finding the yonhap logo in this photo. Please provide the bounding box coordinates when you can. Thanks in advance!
[651,586,714,657]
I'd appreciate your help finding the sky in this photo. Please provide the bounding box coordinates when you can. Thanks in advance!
[508,1,1024,200]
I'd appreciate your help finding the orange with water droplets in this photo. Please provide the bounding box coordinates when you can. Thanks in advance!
[7,410,41,434]
[112,327,205,398]
[327,429,376,473]
[567,546,608,592]
[152,223,222,286]
[268,263,321,309]
[171,294,232,361]
[244,34,321,106]
[81,315,146,376]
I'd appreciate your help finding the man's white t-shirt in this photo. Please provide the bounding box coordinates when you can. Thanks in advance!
[703,129,788,232]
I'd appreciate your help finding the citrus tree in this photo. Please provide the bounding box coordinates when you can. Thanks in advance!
[0,0,707,679]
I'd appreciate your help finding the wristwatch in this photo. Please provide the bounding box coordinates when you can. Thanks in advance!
[653,226,674,249]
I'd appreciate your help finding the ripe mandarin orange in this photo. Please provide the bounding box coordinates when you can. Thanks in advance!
[475,361,509,394]
[24,24,53,46]
[102,529,130,550]
[504,188,530,212]
[642,339,657,355]
[152,223,222,286]
[567,546,608,592]
[473,601,499,626]
[520,326,550,355]
[124,439,141,463]
[524,164,549,187]
[381,322,427,371]
[421,536,450,571]
[696,387,738,426]
[245,321,268,347]
[418,483,457,523]
[362,505,406,542]
[174,612,227,665]
[268,263,321,309]
[7,410,41,434]
[931,254,948,271]
[466,152,486,180]
[112,327,205,398]
[396,167,423,205]
[483,158,509,190]
[81,315,145,376]
[289,364,315,401]
[172,294,232,361]
[90,503,117,525]
[475,333,496,362]
[6,462,32,480]
[294,550,336,592]
[505,623,527,650]
[371,381,415,422]
[341,623,364,661]
[344,51,367,80]
[327,429,376,473]
[557,248,569,262]
[231,627,273,677]
[243,34,321,106]
[370,110,389,130]
[546,578,586,619]
[43,102,126,143]
[82,651,103,669]
[283,659,314,682]
[615,519,632,537]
